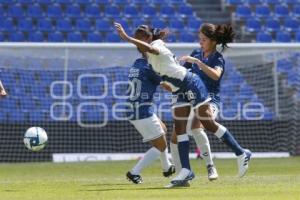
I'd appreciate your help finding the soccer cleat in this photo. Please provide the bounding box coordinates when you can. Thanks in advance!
[126,171,143,184]
[207,164,218,181]
[163,165,176,177]
[164,180,190,188]
[237,149,252,177]
[167,169,195,188]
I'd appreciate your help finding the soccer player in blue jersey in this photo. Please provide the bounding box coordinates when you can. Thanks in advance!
[0,80,7,97]
[125,56,175,184]
[115,22,251,187]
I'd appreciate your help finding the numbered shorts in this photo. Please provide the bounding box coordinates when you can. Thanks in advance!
[129,114,165,143]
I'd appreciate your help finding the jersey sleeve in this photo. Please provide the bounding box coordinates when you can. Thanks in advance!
[150,39,165,54]
[213,54,225,71]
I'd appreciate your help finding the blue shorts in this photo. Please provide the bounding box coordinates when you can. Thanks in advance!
[172,72,211,108]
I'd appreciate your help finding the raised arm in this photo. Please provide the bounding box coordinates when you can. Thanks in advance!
[0,80,7,97]
[114,22,159,55]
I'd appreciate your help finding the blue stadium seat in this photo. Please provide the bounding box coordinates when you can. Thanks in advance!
[295,31,300,42]
[284,17,299,32]
[247,0,262,5]
[293,5,300,17]
[85,4,101,18]
[187,18,202,31]
[74,0,93,4]
[66,4,82,18]
[18,0,35,4]
[275,32,291,42]
[76,18,93,32]
[37,18,53,32]
[56,0,73,4]
[245,18,262,32]
[47,4,63,18]
[132,0,147,4]
[48,31,64,42]
[56,18,73,32]
[0,33,4,41]
[283,0,299,4]
[226,0,243,4]
[105,32,121,42]
[36,0,53,4]
[166,34,177,42]
[169,19,185,31]
[235,5,252,18]
[124,5,139,18]
[0,5,5,18]
[95,18,111,32]
[274,5,289,18]
[179,32,195,42]
[160,6,176,18]
[27,4,43,18]
[0,18,15,32]
[18,18,34,32]
[264,0,281,4]
[10,32,25,42]
[150,0,169,4]
[265,18,281,32]
[132,18,147,28]
[177,5,194,17]
[28,31,44,42]
[113,0,129,5]
[115,19,131,33]
[8,4,25,18]
[104,5,120,18]
[95,0,110,4]
[67,32,83,42]
[141,5,157,18]
[256,32,273,42]
[255,5,271,18]
[169,0,186,5]
[151,19,167,29]
[87,32,103,42]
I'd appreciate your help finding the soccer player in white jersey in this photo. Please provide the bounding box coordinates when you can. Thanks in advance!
[0,80,7,97]
[114,23,251,187]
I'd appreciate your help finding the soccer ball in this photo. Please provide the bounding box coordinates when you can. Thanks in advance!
[24,127,48,151]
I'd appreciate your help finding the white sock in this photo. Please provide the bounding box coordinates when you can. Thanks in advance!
[192,128,214,166]
[170,142,182,173]
[131,147,161,175]
[172,168,190,181]
[160,149,172,172]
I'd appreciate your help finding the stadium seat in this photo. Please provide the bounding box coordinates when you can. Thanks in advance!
[104,5,120,18]
[47,4,63,18]
[151,19,167,29]
[132,18,147,29]
[283,0,299,4]
[27,4,43,18]
[264,0,282,5]
[132,0,147,4]
[141,6,157,18]
[76,18,93,32]
[245,18,262,32]
[8,4,25,18]
[66,4,82,18]
[67,32,83,42]
[124,5,139,18]
[293,5,300,17]
[247,0,262,5]
[85,4,101,18]
[56,0,73,4]
[235,5,252,18]
[275,32,291,42]
[179,32,195,42]
[160,6,176,18]
[95,0,110,4]
[274,5,289,18]
[113,0,129,5]
[256,32,272,42]
[74,0,93,4]
[187,18,202,31]
[56,18,73,32]
[105,32,121,42]
[283,17,299,32]
[177,5,194,17]
[169,19,185,31]
[48,31,64,42]
[0,18,15,32]
[0,33,4,41]
[28,31,44,42]
[18,18,34,32]
[95,18,111,32]
[0,5,5,18]
[87,32,103,42]
[36,0,53,5]
[295,31,300,42]
[169,0,186,5]
[255,5,271,18]
[166,34,177,42]
[226,0,243,5]
[265,18,281,32]
[10,32,25,42]
[0,0,16,4]
[37,18,53,32]
[150,0,169,4]
[18,0,35,4]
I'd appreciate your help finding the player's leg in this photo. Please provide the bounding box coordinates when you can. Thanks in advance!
[169,127,181,173]
[195,104,252,177]
[190,115,218,181]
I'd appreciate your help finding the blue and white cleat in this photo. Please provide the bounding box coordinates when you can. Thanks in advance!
[165,168,195,188]
[237,149,252,177]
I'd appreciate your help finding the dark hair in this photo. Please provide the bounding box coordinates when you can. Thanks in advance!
[200,23,235,51]
[134,25,167,41]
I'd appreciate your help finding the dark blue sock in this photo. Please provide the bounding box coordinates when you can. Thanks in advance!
[178,141,191,170]
[221,130,244,156]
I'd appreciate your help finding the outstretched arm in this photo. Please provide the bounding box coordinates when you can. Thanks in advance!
[0,80,7,97]
[179,56,222,81]
[114,22,159,55]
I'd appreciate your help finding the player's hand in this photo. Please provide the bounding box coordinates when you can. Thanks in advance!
[0,89,7,97]
[179,56,199,64]
[114,22,130,41]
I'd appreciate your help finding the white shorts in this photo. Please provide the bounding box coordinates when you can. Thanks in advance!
[129,114,165,143]
[186,103,219,134]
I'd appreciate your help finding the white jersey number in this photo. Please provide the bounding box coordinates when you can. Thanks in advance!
[129,78,142,101]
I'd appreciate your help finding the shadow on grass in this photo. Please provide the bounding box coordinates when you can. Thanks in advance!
[79,185,193,192]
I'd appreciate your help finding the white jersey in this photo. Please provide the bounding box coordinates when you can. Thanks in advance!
[146,39,187,92]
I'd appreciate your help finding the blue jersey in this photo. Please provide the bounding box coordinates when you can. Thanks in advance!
[183,49,225,107]
[126,57,161,120]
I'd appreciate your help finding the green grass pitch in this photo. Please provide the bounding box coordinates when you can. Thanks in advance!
[0,157,299,200]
